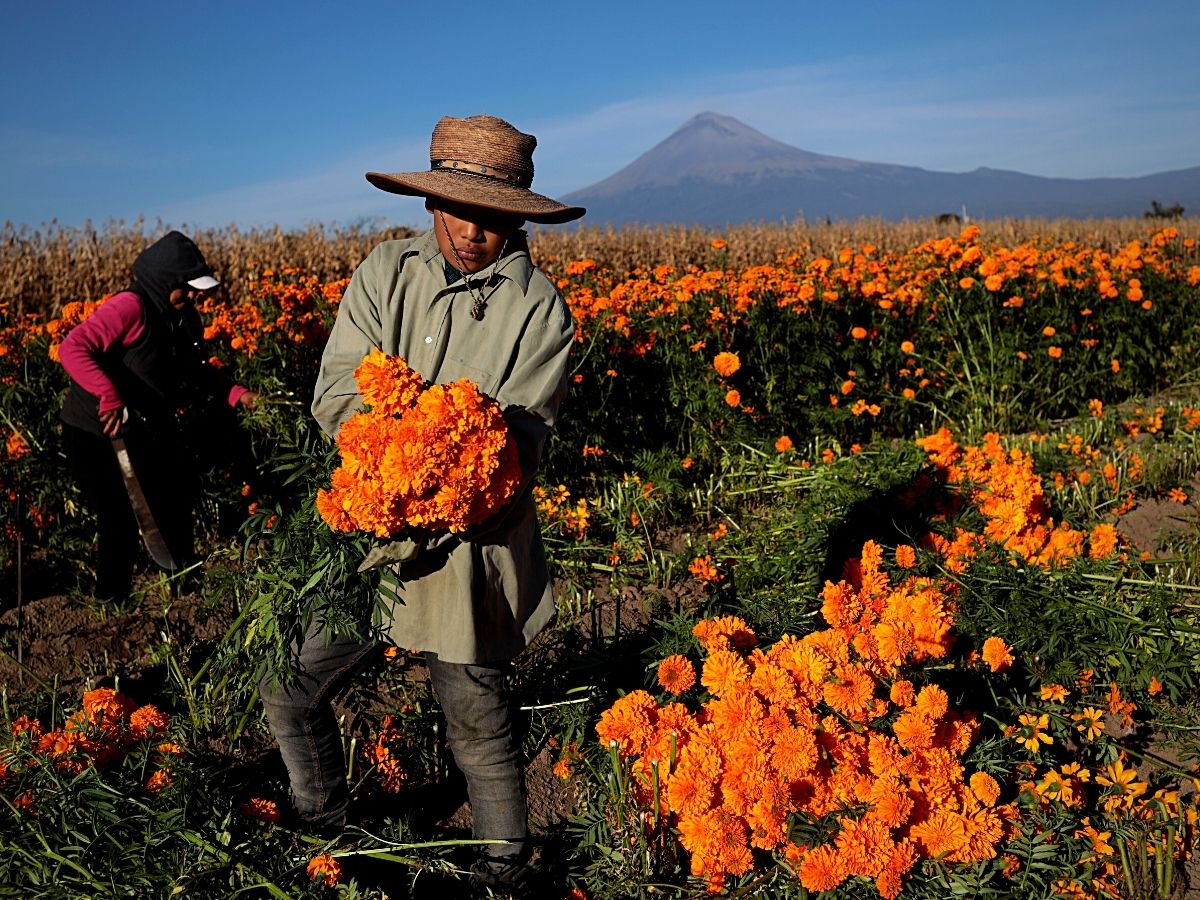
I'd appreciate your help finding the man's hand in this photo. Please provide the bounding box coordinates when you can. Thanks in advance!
[99,406,124,437]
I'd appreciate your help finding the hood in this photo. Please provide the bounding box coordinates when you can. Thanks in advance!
[130,231,214,314]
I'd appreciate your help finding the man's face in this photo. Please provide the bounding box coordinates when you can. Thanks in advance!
[429,199,522,274]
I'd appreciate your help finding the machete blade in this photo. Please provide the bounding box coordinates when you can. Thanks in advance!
[111,437,180,572]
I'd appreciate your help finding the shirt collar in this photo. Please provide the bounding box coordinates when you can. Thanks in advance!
[403,228,534,293]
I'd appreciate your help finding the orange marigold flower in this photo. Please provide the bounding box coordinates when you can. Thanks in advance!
[724,388,741,407]
[774,435,793,453]
[306,853,343,887]
[145,769,173,792]
[701,649,751,698]
[1015,713,1052,753]
[1072,707,1105,741]
[710,238,727,250]
[5,430,28,460]
[1088,523,1119,559]
[238,797,281,823]
[893,544,916,569]
[10,715,42,739]
[657,655,697,695]
[889,680,915,707]
[798,845,845,892]
[689,555,721,583]
[850,326,868,340]
[713,351,741,377]
[1039,683,1069,702]
[840,379,855,395]
[354,348,424,416]
[1111,358,1120,373]
[1169,487,1188,503]
[129,705,170,740]
[900,340,915,354]
[1148,676,1163,696]
[981,636,1014,673]
[1047,346,1063,359]
[970,772,1002,806]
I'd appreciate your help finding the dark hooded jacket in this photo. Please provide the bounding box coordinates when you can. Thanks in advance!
[61,231,230,435]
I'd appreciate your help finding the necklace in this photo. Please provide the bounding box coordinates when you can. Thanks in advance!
[439,211,506,320]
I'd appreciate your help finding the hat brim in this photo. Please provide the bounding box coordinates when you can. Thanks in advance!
[187,274,219,290]
[366,170,585,225]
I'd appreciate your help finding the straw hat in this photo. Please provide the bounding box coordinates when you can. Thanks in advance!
[366,115,585,225]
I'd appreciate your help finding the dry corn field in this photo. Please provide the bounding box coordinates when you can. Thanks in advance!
[4,216,1197,315]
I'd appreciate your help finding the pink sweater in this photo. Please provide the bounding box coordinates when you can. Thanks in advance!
[59,291,247,411]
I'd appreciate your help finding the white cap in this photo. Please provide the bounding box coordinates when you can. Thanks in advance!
[187,274,219,290]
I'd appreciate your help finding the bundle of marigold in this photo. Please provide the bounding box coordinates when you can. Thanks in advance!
[596,541,1017,897]
[316,349,522,537]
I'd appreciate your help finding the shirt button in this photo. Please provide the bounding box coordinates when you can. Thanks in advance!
[424,336,433,344]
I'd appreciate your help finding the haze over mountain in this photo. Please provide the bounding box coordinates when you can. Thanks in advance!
[564,113,1200,225]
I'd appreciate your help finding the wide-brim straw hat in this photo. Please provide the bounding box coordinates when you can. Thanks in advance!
[366,115,585,225]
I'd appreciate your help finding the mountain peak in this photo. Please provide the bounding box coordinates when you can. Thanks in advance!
[568,112,863,199]
[562,113,1200,225]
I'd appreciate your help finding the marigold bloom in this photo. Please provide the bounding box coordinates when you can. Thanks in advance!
[774,435,793,453]
[900,340,915,354]
[238,797,281,823]
[689,555,721,583]
[713,351,741,377]
[893,544,916,569]
[701,649,750,698]
[981,636,1014,673]
[1039,683,1069,702]
[5,430,28,459]
[1014,713,1052,753]
[129,705,170,740]
[970,772,1002,806]
[10,715,41,739]
[798,845,845,892]
[306,853,343,887]
[724,388,741,407]
[317,353,521,537]
[145,769,173,792]
[850,326,868,340]
[657,655,697,695]
[889,680,915,707]
[1072,707,1105,741]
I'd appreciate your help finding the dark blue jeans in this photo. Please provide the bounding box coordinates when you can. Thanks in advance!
[259,632,528,859]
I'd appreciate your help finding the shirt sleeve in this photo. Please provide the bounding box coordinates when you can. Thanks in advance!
[58,292,146,412]
[311,247,387,436]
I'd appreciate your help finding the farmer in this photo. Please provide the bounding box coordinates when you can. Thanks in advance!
[58,231,258,602]
[259,114,584,894]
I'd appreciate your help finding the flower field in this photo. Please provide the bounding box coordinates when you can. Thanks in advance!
[2,219,1200,898]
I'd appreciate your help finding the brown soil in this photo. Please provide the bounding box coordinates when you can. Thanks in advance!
[0,566,707,849]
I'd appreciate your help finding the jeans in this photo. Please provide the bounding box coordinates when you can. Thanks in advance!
[260,632,528,858]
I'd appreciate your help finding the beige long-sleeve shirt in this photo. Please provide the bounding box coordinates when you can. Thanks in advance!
[312,229,574,663]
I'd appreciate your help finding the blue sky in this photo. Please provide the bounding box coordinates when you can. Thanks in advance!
[3,1,1198,230]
